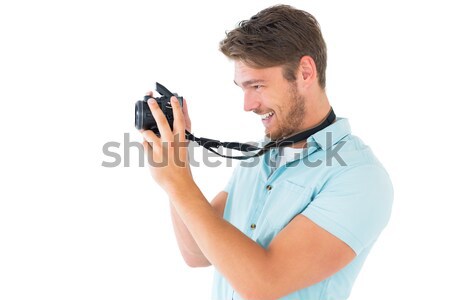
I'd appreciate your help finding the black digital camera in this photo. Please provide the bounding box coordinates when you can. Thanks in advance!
[134,82,183,135]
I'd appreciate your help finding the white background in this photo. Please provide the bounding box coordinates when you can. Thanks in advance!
[1,0,449,299]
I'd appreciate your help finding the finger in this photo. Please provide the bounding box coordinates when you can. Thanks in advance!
[146,91,154,97]
[147,98,172,140]
[142,140,152,152]
[142,140,153,162]
[182,98,189,115]
[182,98,192,132]
[142,129,160,147]
[171,96,186,139]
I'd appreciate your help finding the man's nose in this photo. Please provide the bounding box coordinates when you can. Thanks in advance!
[243,91,260,112]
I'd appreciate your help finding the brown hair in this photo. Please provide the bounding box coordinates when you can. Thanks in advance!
[220,5,327,88]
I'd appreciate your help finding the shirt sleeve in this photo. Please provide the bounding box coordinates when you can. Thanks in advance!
[302,164,394,255]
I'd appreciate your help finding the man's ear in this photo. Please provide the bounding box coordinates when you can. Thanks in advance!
[297,56,317,88]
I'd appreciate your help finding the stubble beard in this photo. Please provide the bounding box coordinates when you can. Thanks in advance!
[266,83,306,141]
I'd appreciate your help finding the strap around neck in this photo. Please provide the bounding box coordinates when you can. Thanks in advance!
[185,108,336,160]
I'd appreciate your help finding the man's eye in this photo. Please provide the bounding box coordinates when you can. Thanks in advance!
[253,85,262,90]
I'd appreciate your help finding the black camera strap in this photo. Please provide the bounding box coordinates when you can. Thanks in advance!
[185,108,336,160]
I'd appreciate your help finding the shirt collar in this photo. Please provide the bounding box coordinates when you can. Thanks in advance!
[261,118,351,165]
[308,118,351,150]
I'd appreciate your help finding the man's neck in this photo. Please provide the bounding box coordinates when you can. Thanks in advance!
[291,93,331,149]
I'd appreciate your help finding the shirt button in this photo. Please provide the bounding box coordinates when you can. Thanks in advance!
[266,185,272,191]
[250,224,256,230]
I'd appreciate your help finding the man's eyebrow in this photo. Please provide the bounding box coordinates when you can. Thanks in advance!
[233,79,266,88]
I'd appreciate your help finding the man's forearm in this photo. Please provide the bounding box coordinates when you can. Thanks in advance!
[168,180,271,297]
[170,202,211,267]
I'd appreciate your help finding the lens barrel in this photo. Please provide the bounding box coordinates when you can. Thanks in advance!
[134,99,157,132]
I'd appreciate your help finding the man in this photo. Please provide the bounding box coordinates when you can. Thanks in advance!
[141,5,393,300]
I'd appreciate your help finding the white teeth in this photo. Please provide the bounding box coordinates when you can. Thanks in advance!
[261,111,274,120]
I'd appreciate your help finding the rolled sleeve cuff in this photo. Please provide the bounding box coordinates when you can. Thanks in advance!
[302,208,365,255]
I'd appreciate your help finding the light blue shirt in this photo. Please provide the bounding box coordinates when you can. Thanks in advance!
[213,118,393,300]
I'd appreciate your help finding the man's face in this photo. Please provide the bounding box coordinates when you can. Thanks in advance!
[234,61,306,140]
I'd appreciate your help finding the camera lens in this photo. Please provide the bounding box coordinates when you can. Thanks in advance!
[135,101,144,130]
[135,99,159,133]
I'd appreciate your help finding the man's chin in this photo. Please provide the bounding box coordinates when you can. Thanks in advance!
[266,128,298,141]
[265,130,282,141]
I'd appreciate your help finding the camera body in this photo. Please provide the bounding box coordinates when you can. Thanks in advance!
[134,82,183,135]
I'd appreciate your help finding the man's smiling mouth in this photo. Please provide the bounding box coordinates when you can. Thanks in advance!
[260,111,274,120]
